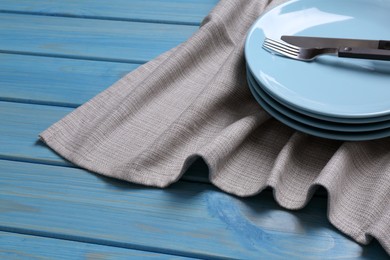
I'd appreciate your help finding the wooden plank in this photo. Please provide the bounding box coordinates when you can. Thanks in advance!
[0,159,387,259]
[0,0,217,26]
[0,13,197,63]
[0,54,138,107]
[0,101,208,182]
[0,101,71,166]
[0,231,193,259]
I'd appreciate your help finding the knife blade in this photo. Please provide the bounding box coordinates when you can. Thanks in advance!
[281,35,390,50]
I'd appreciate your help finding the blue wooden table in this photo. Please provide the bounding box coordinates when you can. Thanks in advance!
[0,1,388,259]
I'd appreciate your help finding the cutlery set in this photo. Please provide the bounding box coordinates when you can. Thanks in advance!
[263,36,390,61]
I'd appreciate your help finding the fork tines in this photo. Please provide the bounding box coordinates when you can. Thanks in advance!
[262,38,300,58]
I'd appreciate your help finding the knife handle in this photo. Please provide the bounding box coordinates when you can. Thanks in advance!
[338,47,390,61]
[378,40,390,50]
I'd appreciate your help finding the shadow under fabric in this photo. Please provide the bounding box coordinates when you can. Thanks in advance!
[39,0,390,255]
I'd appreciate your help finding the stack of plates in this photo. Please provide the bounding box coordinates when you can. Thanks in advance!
[244,0,390,141]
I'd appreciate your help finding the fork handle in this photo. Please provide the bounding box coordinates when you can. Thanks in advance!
[338,47,390,61]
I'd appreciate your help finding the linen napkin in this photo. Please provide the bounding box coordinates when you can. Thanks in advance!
[40,0,390,254]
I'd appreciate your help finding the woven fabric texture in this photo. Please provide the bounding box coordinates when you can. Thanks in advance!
[40,0,390,254]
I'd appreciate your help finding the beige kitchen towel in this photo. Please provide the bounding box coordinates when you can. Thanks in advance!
[40,0,390,254]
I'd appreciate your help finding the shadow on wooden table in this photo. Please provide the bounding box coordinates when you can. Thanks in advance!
[93,158,388,259]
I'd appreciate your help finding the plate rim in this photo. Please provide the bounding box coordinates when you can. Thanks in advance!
[246,66,390,132]
[246,67,390,141]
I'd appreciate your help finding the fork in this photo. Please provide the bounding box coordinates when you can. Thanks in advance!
[262,38,390,61]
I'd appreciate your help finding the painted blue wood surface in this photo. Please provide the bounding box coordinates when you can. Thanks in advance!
[0,13,197,63]
[0,231,194,259]
[0,101,208,183]
[0,54,138,107]
[0,101,72,165]
[1,159,388,259]
[0,0,387,258]
[0,0,218,25]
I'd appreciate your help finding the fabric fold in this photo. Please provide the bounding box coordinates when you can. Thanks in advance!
[40,0,390,255]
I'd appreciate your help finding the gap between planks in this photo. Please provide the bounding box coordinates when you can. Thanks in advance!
[0,230,197,260]
[0,49,147,65]
[0,10,202,26]
[0,226,214,260]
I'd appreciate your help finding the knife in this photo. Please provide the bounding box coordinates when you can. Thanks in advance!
[281,35,390,50]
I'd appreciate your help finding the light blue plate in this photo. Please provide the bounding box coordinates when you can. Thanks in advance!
[247,67,390,132]
[246,69,390,141]
[245,0,390,119]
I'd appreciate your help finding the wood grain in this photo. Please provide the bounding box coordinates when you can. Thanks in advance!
[0,231,193,259]
[0,0,218,25]
[0,53,137,107]
[0,13,197,63]
[1,159,387,259]
[0,0,387,258]
[0,101,209,182]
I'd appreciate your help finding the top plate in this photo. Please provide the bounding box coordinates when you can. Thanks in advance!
[245,0,390,118]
